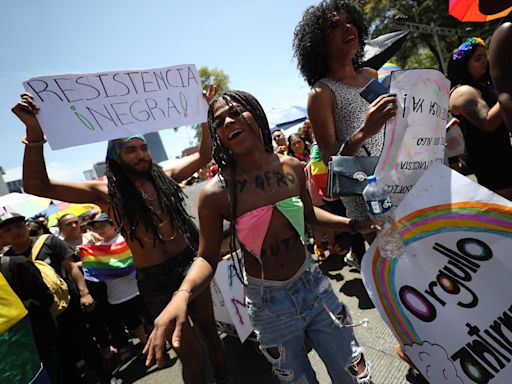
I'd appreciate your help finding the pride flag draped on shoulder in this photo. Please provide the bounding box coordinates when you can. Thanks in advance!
[79,241,135,282]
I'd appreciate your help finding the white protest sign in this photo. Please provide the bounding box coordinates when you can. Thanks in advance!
[23,64,207,150]
[362,164,512,383]
[375,69,450,203]
[211,254,253,343]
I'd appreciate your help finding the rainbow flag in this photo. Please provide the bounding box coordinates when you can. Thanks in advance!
[310,144,329,198]
[0,273,51,384]
[79,241,135,282]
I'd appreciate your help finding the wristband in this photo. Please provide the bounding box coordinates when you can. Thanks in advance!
[21,137,47,146]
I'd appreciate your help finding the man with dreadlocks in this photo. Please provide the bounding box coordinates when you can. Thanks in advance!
[144,89,375,383]
[13,88,226,384]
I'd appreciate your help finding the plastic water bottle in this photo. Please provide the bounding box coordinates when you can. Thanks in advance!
[362,176,405,259]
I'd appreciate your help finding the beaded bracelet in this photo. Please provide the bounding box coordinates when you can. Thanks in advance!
[21,137,47,146]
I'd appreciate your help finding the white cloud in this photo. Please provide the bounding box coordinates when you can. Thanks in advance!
[404,341,464,384]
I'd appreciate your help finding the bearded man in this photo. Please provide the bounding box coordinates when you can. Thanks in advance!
[13,87,226,384]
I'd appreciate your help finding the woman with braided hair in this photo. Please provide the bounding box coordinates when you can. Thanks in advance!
[144,89,375,383]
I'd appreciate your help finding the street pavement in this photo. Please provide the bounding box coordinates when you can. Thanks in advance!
[95,252,426,384]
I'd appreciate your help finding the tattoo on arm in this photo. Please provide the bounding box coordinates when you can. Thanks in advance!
[462,98,487,130]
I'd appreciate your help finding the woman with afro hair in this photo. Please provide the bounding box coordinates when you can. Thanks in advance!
[293,0,398,268]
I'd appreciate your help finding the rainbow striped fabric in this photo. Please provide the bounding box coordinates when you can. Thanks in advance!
[79,241,135,282]
[309,144,329,198]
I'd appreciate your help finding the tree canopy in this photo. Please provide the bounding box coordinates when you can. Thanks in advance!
[362,0,501,71]
[192,66,230,142]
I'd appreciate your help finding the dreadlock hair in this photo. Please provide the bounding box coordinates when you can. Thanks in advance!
[207,90,274,283]
[292,0,368,87]
[106,158,199,251]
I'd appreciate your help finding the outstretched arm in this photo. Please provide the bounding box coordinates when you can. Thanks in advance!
[164,85,217,182]
[12,93,107,206]
[490,20,512,132]
[143,180,225,367]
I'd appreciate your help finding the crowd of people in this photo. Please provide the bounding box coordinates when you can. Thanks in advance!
[1,1,512,384]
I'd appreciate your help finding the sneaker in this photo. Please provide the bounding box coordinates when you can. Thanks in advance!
[328,244,348,256]
[313,244,329,261]
[344,252,360,270]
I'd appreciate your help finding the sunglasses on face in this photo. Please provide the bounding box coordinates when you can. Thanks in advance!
[212,105,245,131]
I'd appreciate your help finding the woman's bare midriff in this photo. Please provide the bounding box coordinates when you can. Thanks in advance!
[243,209,307,281]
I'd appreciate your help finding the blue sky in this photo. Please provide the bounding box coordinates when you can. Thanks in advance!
[0,0,316,182]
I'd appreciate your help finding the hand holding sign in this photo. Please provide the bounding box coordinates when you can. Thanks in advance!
[359,93,397,142]
[20,64,207,150]
[11,93,44,142]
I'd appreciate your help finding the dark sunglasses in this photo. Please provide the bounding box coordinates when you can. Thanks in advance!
[212,105,245,130]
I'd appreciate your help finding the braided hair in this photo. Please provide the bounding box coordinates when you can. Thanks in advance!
[106,159,199,250]
[293,0,368,87]
[207,90,273,283]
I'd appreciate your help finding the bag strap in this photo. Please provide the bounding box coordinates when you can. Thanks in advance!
[361,145,371,157]
[337,140,372,157]
[31,234,50,261]
[0,256,13,283]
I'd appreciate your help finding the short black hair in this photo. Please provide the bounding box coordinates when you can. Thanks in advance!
[293,0,368,86]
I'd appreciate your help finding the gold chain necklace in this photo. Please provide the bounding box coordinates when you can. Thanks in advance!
[134,181,177,242]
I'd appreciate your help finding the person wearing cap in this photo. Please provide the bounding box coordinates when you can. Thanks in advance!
[0,212,60,383]
[58,211,127,363]
[0,212,109,383]
[89,212,148,361]
[13,86,226,384]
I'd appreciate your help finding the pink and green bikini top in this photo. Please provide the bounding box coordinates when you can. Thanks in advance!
[235,195,304,264]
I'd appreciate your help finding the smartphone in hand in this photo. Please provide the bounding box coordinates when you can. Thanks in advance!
[359,79,391,104]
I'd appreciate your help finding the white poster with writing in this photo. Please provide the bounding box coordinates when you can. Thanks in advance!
[23,64,206,150]
[211,254,253,343]
[375,69,450,203]
[362,164,512,383]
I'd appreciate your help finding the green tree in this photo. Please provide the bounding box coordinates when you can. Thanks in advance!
[192,66,230,142]
[362,0,501,72]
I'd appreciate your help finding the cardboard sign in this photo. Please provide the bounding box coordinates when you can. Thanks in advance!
[362,164,512,383]
[23,64,206,149]
[211,254,253,343]
[375,69,450,203]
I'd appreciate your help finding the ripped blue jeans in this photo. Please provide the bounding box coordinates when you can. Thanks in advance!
[246,260,369,384]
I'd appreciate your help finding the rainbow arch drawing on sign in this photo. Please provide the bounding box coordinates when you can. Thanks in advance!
[371,201,512,345]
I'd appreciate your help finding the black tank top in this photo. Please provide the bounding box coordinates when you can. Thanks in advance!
[453,84,512,190]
